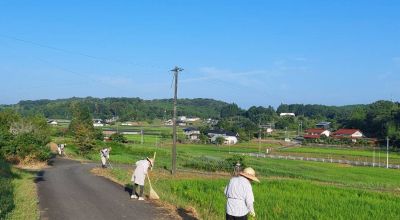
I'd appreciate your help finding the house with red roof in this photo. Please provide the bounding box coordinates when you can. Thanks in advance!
[332,129,364,142]
[303,128,331,139]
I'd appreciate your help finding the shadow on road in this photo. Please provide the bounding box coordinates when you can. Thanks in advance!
[34,170,45,183]
[124,183,133,196]
[177,208,198,220]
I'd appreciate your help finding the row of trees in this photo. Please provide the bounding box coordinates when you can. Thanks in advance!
[8,97,228,121]
[2,97,400,147]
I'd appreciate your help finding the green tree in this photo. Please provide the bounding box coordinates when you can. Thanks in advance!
[215,136,225,146]
[69,103,96,154]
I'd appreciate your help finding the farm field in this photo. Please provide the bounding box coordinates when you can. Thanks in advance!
[276,146,400,165]
[94,150,400,219]
[60,138,400,219]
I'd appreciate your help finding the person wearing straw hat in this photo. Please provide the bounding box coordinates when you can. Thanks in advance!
[224,167,259,220]
[130,157,154,200]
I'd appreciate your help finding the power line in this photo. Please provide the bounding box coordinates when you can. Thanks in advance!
[0,34,165,70]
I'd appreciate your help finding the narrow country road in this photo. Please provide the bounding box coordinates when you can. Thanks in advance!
[36,158,175,220]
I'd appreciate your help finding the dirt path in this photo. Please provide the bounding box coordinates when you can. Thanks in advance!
[36,157,176,220]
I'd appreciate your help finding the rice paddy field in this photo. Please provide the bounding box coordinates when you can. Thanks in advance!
[54,124,400,219]
[277,146,400,165]
[58,138,400,219]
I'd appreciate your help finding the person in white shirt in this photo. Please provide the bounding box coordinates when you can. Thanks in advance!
[130,157,154,200]
[224,167,260,220]
[100,148,111,168]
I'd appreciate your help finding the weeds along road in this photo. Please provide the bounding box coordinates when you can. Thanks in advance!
[36,158,174,220]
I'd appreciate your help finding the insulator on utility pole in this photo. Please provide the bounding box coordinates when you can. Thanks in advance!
[171,66,183,175]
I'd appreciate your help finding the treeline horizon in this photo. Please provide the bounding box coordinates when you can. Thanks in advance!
[0,97,399,147]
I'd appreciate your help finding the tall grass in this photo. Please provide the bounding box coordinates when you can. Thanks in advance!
[0,159,39,220]
[0,160,14,219]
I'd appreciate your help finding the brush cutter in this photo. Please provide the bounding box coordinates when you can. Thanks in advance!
[146,174,159,200]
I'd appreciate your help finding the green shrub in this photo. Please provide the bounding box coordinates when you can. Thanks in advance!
[110,133,128,143]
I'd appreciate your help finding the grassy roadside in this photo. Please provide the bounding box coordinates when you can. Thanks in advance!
[0,160,39,220]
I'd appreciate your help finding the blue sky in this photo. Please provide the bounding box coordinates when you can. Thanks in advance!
[0,0,399,108]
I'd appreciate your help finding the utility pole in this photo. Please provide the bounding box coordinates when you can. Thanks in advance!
[171,66,183,175]
[141,129,144,144]
[258,119,261,157]
[386,137,389,169]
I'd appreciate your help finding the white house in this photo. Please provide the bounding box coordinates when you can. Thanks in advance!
[178,116,187,121]
[303,128,331,139]
[208,130,239,145]
[121,122,131,126]
[164,119,173,126]
[48,120,58,126]
[93,119,104,127]
[183,127,200,141]
[93,122,104,127]
[210,135,238,145]
[279,113,296,117]
[186,117,200,122]
[332,129,364,142]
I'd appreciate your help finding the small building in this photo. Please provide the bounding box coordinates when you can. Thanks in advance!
[186,117,200,122]
[207,130,239,145]
[121,122,138,126]
[94,122,104,127]
[183,127,200,141]
[316,122,331,130]
[303,128,331,139]
[178,116,187,121]
[280,113,295,117]
[48,120,58,126]
[332,129,364,142]
[177,120,187,126]
[164,119,173,126]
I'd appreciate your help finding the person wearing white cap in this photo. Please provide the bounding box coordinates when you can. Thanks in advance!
[100,147,111,168]
[224,167,259,220]
[130,157,154,200]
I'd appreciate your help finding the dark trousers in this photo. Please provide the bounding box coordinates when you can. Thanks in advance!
[226,213,248,220]
[133,183,144,197]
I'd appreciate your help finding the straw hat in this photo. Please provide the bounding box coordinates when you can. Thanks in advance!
[146,157,154,167]
[239,167,260,183]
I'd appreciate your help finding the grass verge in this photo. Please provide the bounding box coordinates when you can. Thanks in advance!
[0,159,39,220]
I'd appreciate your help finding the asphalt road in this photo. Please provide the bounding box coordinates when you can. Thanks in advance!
[36,158,174,220]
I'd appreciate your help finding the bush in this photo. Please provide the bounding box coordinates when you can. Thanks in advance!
[110,133,127,143]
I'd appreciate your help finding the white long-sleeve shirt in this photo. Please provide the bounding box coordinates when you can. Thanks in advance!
[100,149,110,159]
[224,176,255,217]
[131,160,150,185]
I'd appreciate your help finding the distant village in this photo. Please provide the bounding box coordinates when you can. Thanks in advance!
[47,111,375,146]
